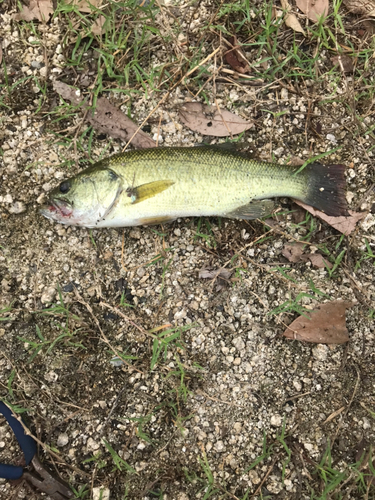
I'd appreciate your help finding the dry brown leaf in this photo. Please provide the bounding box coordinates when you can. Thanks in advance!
[199,267,233,291]
[343,0,375,16]
[281,0,306,34]
[91,15,106,35]
[296,0,329,22]
[53,80,156,149]
[282,242,305,262]
[283,301,356,344]
[282,242,332,269]
[224,36,250,74]
[302,253,332,269]
[331,54,354,73]
[294,200,366,235]
[14,0,53,22]
[179,102,253,137]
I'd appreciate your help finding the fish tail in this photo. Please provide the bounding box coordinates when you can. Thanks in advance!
[303,163,348,217]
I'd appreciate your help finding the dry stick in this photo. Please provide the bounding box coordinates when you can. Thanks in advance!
[100,302,163,345]
[156,113,162,147]
[122,46,221,152]
[74,290,144,375]
[208,228,274,292]
[8,409,92,480]
[329,366,360,455]
[249,457,278,499]
[121,229,126,271]
[196,389,244,408]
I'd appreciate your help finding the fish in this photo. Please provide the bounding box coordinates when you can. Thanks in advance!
[40,146,347,228]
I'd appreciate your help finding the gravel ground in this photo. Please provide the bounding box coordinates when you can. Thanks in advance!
[1,1,375,499]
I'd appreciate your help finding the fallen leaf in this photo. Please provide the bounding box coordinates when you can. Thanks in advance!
[282,242,332,269]
[302,253,332,269]
[14,0,53,22]
[224,36,250,74]
[91,15,106,35]
[296,0,329,22]
[362,19,375,34]
[199,267,233,291]
[294,200,366,235]
[179,102,253,137]
[281,0,306,35]
[283,301,356,344]
[282,242,305,262]
[343,0,375,16]
[331,54,354,73]
[53,80,156,149]
[291,201,307,223]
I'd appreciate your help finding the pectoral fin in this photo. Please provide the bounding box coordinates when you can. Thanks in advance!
[131,180,175,204]
[227,199,275,220]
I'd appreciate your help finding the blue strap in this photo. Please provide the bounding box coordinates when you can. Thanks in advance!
[0,402,37,480]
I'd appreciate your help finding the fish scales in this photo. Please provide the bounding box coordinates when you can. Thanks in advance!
[41,146,347,228]
[104,148,307,215]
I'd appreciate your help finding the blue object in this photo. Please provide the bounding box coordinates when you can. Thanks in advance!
[0,402,37,480]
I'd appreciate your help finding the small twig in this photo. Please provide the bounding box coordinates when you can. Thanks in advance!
[329,366,360,454]
[8,409,92,480]
[74,290,144,374]
[122,46,221,152]
[249,457,277,498]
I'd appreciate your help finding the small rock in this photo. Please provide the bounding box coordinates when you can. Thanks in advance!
[361,214,375,231]
[86,437,100,452]
[37,193,46,204]
[93,487,110,500]
[162,122,176,134]
[232,337,245,351]
[280,87,288,100]
[137,267,145,278]
[270,414,282,427]
[214,440,225,452]
[312,344,328,361]
[3,194,13,204]
[174,309,187,320]
[233,422,242,434]
[129,229,141,239]
[293,380,302,392]
[44,371,58,383]
[41,286,55,304]
[57,433,69,447]
[39,66,47,78]
[8,201,26,214]
[326,134,337,143]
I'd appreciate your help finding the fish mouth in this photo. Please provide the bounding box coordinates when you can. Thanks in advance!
[41,199,73,219]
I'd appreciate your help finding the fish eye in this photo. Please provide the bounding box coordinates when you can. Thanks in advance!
[59,181,71,194]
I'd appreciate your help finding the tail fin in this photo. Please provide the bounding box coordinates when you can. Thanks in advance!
[303,163,348,217]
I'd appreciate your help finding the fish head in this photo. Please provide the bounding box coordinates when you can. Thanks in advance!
[40,166,123,227]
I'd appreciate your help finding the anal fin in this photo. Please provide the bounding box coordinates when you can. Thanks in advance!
[131,180,174,204]
[227,199,275,220]
[139,216,176,226]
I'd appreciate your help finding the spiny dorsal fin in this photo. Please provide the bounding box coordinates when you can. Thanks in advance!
[227,199,275,220]
[129,180,175,204]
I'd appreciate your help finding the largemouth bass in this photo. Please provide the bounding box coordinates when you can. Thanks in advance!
[41,146,347,228]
